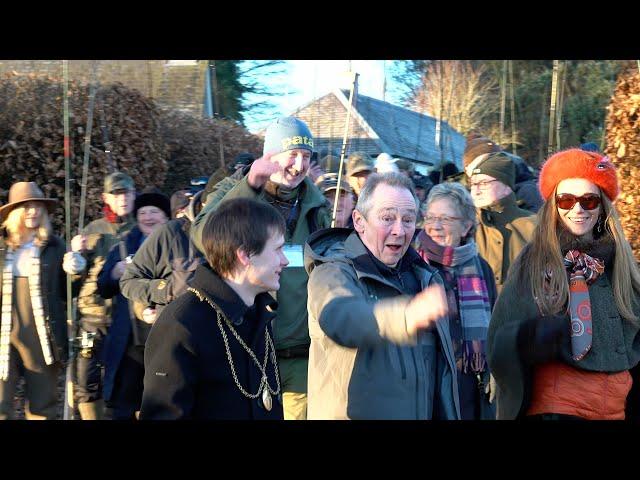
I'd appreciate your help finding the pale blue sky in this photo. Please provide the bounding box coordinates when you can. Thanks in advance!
[243,60,409,133]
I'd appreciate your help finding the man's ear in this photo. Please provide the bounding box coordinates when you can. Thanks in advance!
[236,247,252,268]
[352,209,365,234]
[101,193,108,205]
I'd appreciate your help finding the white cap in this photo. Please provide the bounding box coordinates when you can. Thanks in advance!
[375,153,399,173]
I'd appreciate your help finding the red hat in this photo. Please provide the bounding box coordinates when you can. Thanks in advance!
[538,148,619,201]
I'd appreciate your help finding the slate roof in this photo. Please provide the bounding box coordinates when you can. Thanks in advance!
[348,90,465,169]
[290,89,465,170]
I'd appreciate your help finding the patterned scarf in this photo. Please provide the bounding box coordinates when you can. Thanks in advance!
[563,250,604,361]
[0,245,55,381]
[416,231,492,374]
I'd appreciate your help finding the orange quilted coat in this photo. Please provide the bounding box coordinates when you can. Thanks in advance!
[527,362,632,420]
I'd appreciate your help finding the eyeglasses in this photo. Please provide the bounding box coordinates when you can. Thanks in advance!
[468,179,497,190]
[423,215,462,226]
[556,193,601,211]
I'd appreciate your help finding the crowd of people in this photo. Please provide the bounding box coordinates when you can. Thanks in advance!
[0,115,639,421]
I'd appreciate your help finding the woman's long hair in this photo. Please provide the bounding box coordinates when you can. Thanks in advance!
[511,185,640,322]
[2,204,52,249]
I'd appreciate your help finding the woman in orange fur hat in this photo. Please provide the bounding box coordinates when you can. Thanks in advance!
[487,148,640,420]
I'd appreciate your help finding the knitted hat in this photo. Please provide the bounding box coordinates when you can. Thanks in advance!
[538,148,619,201]
[346,152,374,176]
[134,187,171,219]
[467,152,515,190]
[463,133,502,173]
[263,117,314,156]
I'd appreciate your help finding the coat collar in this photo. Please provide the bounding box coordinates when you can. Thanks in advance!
[343,231,432,290]
[190,264,277,326]
[479,193,529,225]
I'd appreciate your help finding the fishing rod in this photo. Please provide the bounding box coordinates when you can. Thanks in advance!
[98,92,116,173]
[62,60,75,421]
[78,61,99,232]
[548,60,560,156]
[331,71,358,228]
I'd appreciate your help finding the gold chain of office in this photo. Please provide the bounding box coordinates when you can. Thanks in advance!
[187,287,281,403]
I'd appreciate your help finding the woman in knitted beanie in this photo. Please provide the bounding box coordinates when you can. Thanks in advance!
[487,148,640,420]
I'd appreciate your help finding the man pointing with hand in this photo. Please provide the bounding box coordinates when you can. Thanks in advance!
[304,172,461,420]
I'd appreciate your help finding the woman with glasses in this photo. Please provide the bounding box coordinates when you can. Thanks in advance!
[488,148,640,420]
[414,182,497,420]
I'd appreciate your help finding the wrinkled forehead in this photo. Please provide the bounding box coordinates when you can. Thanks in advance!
[371,186,417,215]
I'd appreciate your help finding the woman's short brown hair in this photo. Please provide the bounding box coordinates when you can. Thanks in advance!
[201,198,286,277]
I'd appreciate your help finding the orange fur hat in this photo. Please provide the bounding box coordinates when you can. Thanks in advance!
[538,148,619,201]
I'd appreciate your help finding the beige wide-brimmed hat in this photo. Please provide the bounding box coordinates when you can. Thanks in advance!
[0,181,58,223]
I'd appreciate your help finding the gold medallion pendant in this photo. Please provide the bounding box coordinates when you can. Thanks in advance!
[262,387,272,411]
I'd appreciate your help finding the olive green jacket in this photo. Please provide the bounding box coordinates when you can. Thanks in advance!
[76,216,135,324]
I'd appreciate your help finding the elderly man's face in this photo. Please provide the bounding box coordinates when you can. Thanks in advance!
[468,173,512,209]
[353,183,417,267]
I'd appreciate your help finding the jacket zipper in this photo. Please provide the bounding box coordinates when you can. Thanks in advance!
[396,346,407,380]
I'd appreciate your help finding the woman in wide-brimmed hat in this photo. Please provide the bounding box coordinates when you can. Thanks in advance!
[0,181,81,419]
[487,149,640,420]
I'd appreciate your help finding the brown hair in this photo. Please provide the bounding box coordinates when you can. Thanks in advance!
[201,198,286,277]
[511,186,640,322]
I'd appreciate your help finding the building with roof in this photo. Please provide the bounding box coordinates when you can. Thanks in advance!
[288,88,465,172]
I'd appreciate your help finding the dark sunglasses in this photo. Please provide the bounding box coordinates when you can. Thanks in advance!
[556,193,601,210]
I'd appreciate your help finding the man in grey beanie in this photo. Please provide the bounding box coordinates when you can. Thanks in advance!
[191,116,331,420]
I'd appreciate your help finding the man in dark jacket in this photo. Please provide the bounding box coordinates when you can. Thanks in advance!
[191,117,331,420]
[64,171,136,420]
[140,198,288,420]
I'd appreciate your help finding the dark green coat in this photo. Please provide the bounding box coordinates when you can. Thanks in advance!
[487,250,640,420]
[119,217,204,316]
